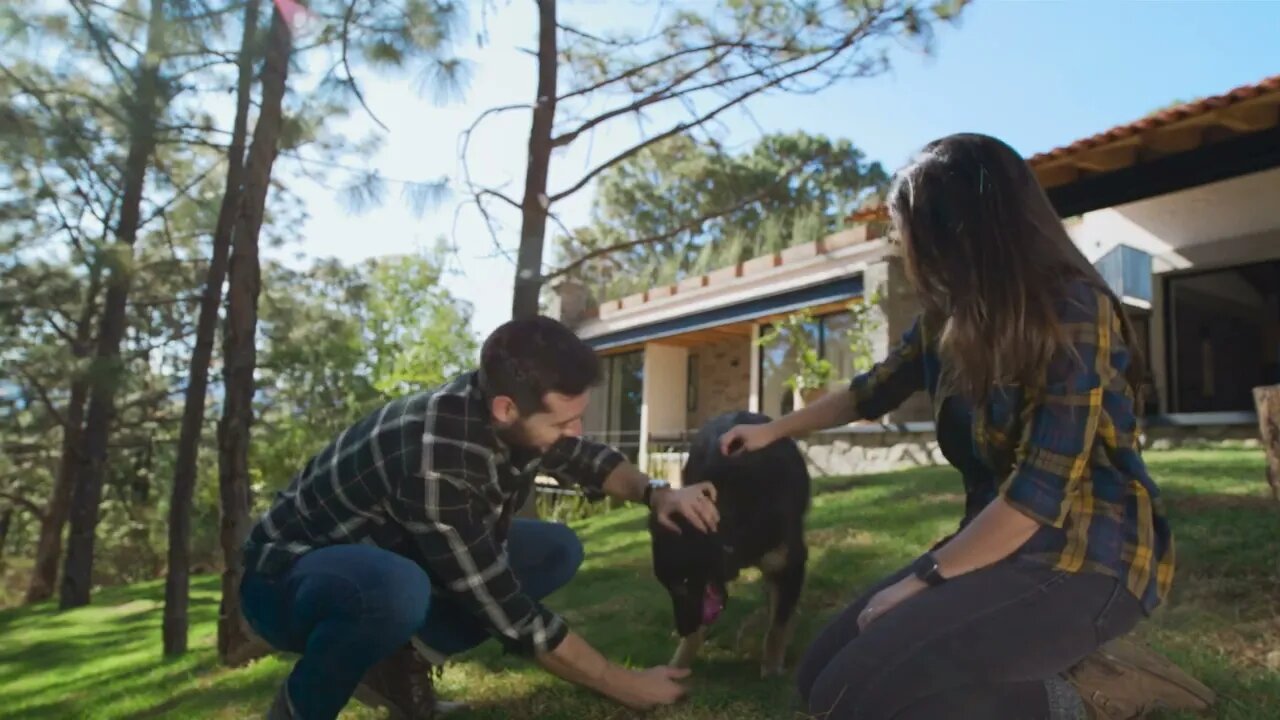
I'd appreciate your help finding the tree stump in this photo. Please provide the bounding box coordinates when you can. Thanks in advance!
[1251,385,1280,502]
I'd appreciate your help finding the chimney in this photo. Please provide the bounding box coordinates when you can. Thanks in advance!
[550,280,595,329]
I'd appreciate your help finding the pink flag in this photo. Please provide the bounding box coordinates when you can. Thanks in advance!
[271,0,311,33]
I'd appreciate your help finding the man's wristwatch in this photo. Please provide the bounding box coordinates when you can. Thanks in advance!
[642,478,670,508]
[911,551,947,587]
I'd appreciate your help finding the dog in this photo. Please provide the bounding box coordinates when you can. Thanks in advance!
[648,410,811,678]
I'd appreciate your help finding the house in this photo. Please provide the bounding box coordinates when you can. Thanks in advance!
[552,73,1280,482]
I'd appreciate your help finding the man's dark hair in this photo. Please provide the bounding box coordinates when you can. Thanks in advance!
[479,315,601,414]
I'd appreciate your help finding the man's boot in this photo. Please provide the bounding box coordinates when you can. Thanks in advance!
[1064,637,1216,719]
[353,642,438,720]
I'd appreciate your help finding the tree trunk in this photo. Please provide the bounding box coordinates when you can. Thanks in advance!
[217,3,292,667]
[25,377,88,603]
[509,0,558,319]
[31,260,104,604]
[163,0,260,658]
[511,0,559,521]
[30,255,106,603]
[0,507,12,560]
[60,0,168,610]
[1252,384,1280,502]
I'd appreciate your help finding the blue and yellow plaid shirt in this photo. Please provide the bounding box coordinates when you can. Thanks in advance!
[849,278,1175,614]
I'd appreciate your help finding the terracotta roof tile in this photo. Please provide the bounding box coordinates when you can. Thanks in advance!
[843,74,1280,225]
[1027,73,1280,166]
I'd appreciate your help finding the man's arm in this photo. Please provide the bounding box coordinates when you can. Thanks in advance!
[539,436,626,500]
[542,438,719,533]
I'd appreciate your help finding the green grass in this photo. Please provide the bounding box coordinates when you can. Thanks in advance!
[0,448,1276,719]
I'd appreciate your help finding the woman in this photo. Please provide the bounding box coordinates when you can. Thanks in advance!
[719,134,1187,719]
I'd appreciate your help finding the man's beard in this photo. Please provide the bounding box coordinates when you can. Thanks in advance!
[494,420,538,452]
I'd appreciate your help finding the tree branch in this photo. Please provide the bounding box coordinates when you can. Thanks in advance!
[140,157,225,226]
[42,312,79,347]
[477,188,522,213]
[550,46,735,149]
[68,0,133,87]
[542,162,804,283]
[12,368,71,430]
[556,21,666,48]
[339,0,389,131]
[0,491,47,522]
[548,31,866,204]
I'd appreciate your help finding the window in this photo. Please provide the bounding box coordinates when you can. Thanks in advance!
[757,308,866,418]
[1165,259,1280,413]
[583,350,644,462]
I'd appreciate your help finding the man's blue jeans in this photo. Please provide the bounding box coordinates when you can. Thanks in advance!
[240,519,584,720]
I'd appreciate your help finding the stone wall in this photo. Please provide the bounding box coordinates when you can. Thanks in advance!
[686,336,752,428]
[798,421,1262,478]
[800,427,946,477]
[648,421,1262,486]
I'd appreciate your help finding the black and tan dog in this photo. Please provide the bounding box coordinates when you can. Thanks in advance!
[648,410,811,677]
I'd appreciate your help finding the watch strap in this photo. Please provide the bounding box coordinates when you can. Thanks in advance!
[913,552,946,586]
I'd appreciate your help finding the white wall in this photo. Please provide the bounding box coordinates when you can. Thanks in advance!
[1067,165,1280,273]
[640,343,688,471]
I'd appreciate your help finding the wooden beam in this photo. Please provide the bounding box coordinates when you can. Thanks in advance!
[1143,125,1205,155]
[598,342,644,357]
[1045,125,1280,218]
[1216,102,1280,133]
[1034,162,1080,189]
[1072,143,1139,173]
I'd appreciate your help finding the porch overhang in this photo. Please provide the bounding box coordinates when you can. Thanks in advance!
[842,74,1280,225]
[1033,74,1280,216]
[583,274,863,351]
[1044,125,1280,218]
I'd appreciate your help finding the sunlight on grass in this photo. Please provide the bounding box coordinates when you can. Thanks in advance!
[0,448,1275,719]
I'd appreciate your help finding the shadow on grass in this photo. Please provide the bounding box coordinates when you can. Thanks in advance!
[127,662,283,720]
[9,653,212,720]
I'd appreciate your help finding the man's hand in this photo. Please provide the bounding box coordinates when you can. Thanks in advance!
[856,575,927,631]
[651,482,719,534]
[537,631,689,710]
[600,665,691,709]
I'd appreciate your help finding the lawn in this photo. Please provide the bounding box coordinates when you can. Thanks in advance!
[1,448,1276,719]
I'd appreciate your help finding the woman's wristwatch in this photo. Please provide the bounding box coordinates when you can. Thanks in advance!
[911,551,948,587]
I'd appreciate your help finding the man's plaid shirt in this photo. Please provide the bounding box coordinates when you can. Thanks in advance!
[242,371,625,657]
[850,278,1175,614]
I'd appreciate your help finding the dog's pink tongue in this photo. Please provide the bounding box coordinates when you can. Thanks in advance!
[701,586,724,625]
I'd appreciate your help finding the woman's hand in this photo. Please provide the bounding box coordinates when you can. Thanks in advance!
[719,423,779,456]
[856,575,927,631]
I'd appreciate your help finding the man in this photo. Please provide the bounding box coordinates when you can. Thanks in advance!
[241,315,718,719]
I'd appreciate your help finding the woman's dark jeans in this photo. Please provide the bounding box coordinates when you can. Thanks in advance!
[796,557,1144,719]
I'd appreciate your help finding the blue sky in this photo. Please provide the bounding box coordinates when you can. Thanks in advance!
[277,0,1280,345]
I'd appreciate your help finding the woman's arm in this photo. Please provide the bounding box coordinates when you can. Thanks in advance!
[722,315,928,454]
[930,497,1041,576]
[923,286,1114,579]
[858,285,1116,627]
[759,387,859,441]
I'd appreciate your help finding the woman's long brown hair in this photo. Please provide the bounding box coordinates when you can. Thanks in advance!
[887,132,1145,403]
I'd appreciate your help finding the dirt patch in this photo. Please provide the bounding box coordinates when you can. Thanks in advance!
[107,599,160,616]
[806,528,875,548]
[1194,617,1280,671]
